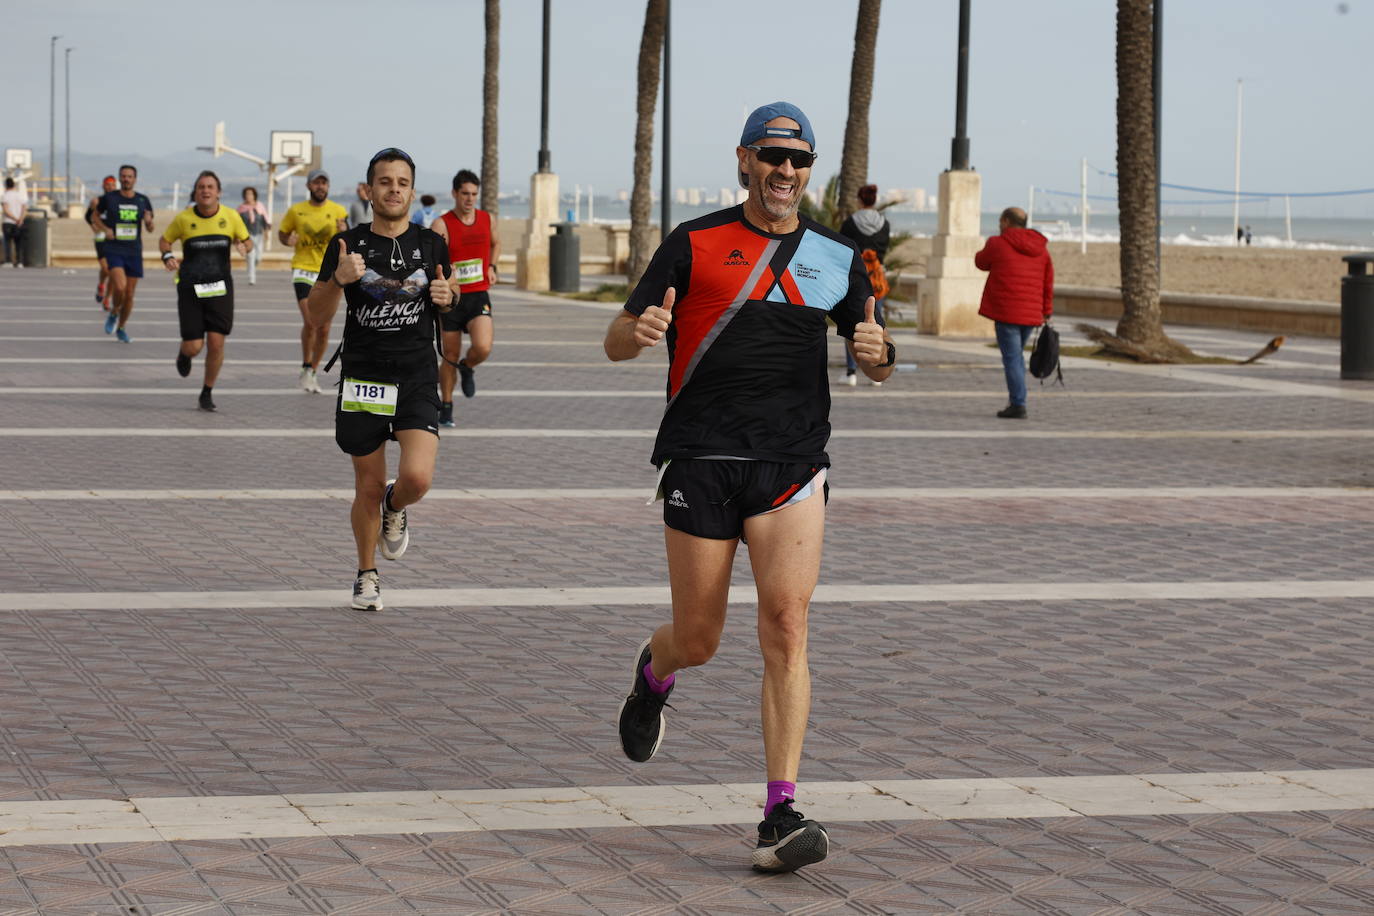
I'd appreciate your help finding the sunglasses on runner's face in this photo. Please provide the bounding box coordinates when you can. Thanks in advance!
[746,145,817,169]
[369,147,415,168]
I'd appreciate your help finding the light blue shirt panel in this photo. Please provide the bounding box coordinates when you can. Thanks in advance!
[761,229,855,312]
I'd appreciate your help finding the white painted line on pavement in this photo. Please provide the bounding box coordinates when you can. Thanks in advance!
[5,579,1373,612]
[1,335,609,346]
[0,387,661,398]
[0,359,658,368]
[2,486,1369,502]
[0,387,1307,400]
[907,334,1374,404]
[0,427,1368,440]
[0,767,1368,847]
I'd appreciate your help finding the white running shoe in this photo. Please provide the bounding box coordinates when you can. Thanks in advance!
[379,480,409,560]
[307,369,322,394]
[298,366,312,391]
[868,379,883,387]
[352,569,383,611]
[838,372,857,387]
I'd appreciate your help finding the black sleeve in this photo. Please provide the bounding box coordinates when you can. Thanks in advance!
[833,247,878,339]
[624,225,692,316]
[874,220,890,262]
[838,215,858,244]
[316,230,344,285]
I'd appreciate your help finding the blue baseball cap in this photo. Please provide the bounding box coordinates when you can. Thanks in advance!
[739,102,815,151]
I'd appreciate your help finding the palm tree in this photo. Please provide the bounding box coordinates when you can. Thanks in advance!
[481,0,500,215]
[836,0,881,227]
[1114,0,1189,358]
[628,0,667,288]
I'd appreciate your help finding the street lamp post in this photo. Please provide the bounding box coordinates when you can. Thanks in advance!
[49,35,59,209]
[65,47,73,211]
[538,0,551,172]
[950,0,970,170]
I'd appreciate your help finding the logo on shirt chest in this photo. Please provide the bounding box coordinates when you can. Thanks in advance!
[794,261,821,281]
[723,248,751,266]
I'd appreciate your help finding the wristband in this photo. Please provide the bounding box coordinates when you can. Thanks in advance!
[161,251,174,262]
[877,341,896,368]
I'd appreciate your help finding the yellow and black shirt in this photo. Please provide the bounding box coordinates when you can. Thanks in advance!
[280,199,347,272]
[162,204,250,286]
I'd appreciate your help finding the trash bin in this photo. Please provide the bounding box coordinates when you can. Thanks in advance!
[549,222,580,293]
[1341,253,1374,380]
[21,212,49,268]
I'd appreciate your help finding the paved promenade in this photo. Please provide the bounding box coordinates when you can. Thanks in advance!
[0,267,1372,914]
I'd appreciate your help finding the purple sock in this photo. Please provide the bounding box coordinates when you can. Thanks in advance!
[766,780,796,817]
[642,661,674,694]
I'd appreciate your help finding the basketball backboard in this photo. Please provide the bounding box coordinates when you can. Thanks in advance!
[5,149,33,170]
[270,130,314,166]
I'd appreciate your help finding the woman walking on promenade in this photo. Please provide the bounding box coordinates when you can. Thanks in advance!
[236,187,270,285]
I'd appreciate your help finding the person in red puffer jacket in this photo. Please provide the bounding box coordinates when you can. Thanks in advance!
[975,207,1054,419]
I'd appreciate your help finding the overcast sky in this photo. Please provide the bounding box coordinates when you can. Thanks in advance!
[3,0,1370,215]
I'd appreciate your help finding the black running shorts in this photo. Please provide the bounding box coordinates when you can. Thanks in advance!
[176,277,234,340]
[659,458,828,540]
[293,281,313,303]
[334,376,440,456]
[439,289,493,333]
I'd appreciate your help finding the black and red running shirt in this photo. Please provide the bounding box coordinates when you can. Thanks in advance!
[625,205,878,467]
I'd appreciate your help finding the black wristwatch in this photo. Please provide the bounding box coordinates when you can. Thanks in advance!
[876,341,896,368]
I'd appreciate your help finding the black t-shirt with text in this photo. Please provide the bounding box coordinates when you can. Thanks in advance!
[317,223,450,380]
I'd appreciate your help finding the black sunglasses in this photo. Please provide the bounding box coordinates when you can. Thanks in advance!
[745,145,818,169]
[369,147,415,167]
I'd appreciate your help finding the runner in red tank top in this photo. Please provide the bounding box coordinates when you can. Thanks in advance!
[432,169,500,426]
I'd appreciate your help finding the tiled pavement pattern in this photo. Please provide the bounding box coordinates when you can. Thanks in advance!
[1,269,1372,913]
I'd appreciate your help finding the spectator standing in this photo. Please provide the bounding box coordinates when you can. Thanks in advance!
[348,182,371,227]
[410,194,438,229]
[236,187,270,285]
[838,184,890,387]
[974,206,1054,419]
[1,178,28,267]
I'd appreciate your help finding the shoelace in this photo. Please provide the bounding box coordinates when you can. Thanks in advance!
[356,571,380,595]
[383,502,405,538]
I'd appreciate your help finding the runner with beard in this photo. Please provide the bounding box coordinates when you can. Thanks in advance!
[603,103,895,873]
[307,148,453,612]
[86,175,117,309]
[95,165,155,342]
[280,170,347,393]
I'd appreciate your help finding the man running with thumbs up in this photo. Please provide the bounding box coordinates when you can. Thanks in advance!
[603,103,896,873]
[308,148,453,612]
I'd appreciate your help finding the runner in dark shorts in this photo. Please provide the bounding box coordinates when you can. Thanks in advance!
[603,102,896,874]
[306,148,453,613]
[431,168,499,426]
[159,170,251,412]
[94,165,155,343]
[86,175,117,309]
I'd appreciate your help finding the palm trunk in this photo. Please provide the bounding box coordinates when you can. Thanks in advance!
[836,0,881,228]
[481,0,500,215]
[628,0,667,288]
[1114,0,1190,359]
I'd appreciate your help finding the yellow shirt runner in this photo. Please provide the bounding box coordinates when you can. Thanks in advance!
[279,199,348,274]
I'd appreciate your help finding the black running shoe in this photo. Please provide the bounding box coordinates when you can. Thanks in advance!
[458,361,476,398]
[438,402,455,428]
[176,351,191,378]
[617,637,671,762]
[751,798,830,872]
[198,389,216,412]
